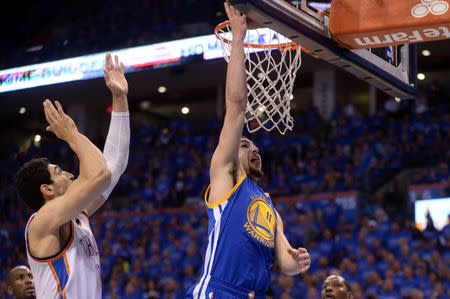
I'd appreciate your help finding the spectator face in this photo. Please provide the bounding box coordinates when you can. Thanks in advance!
[404,267,413,279]
[280,291,291,299]
[382,279,394,292]
[428,272,438,284]
[410,289,424,299]
[321,275,352,299]
[366,254,375,265]
[400,244,410,256]
[277,274,294,288]
[7,266,35,299]
[415,262,427,277]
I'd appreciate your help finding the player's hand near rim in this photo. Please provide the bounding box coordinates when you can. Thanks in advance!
[224,0,247,42]
[104,52,128,99]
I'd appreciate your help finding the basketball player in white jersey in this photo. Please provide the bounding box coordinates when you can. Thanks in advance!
[15,52,130,299]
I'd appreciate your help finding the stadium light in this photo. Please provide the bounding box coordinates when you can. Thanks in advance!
[421,50,431,57]
[417,73,426,80]
[256,105,266,115]
[181,107,190,114]
[158,86,167,94]
[19,107,26,114]
[140,100,151,111]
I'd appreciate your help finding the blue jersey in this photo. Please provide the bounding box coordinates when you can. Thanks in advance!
[187,174,277,299]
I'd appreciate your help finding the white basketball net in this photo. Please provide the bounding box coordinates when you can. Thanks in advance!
[216,23,302,135]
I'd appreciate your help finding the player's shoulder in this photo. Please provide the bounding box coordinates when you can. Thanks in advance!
[25,212,38,233]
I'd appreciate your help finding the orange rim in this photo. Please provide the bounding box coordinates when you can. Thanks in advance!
[214,21,300,51]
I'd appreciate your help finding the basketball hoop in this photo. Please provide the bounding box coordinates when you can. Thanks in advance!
[215,21,302,135]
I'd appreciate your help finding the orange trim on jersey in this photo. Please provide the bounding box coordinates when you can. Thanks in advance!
[204,174,246,208]
[28,221,75,263]
[48,262,63,298]
[62,254,70,299]
[63,254,71,275]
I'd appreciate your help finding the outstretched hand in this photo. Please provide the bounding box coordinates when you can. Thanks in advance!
[43,99,78,141]
[224,1,247,41]
[104,52,128,96]
[287,247,311,273]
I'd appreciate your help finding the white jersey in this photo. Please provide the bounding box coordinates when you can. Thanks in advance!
[25,212,101,299]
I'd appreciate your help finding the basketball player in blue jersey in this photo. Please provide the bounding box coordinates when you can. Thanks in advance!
[16,53,130,299]
[186,2,311,298]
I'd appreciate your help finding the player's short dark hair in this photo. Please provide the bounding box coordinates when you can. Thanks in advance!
[15,158,52,210]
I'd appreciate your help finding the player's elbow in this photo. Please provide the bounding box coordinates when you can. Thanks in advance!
[93,168,112,190]
[280,265,300,276]
[224,104,246,123]
[226,91,247,107]
[118,158,129,175]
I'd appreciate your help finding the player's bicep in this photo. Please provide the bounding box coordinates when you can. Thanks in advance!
[210,106,245,176]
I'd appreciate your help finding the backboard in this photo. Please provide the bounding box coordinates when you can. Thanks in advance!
[229,0,417,99]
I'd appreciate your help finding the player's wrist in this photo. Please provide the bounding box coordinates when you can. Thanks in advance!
[111,90,128,98]
[232,35,246,43]
[64,130,81,144]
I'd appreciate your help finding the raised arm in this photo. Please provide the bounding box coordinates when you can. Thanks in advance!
[209,2,248,204]
[274,210,311,276]
[30,100,111,235]
[84,52,130,216]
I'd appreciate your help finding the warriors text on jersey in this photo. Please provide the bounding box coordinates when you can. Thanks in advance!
[187,174,277,299]
[25,212,101,299]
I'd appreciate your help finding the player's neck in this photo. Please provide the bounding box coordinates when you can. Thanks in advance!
[245,172,260,184]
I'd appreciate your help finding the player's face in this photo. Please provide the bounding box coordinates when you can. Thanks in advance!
[8,268,36,299]
[321,276,351,299]
[239,138,263,180]
[48,164,74,196]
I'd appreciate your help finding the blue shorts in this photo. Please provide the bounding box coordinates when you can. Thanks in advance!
[186,276,266,299]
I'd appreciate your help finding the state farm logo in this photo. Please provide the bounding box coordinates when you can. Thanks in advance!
[411,0,449,18]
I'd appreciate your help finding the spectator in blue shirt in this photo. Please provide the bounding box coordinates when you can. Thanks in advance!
[321,197,343,234]
[379,278,399,299]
